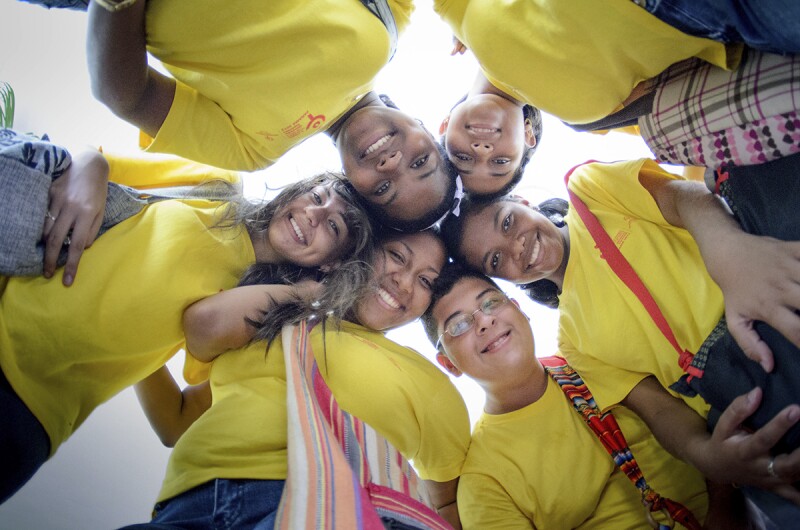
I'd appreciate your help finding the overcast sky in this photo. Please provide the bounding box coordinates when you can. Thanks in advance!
[0,2,659,528]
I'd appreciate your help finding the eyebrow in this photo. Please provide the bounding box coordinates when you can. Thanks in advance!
[441,287,498,331]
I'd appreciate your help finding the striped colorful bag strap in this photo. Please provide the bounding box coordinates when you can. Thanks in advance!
[276,321,451,530]
[540,356,702,530]
[564,162,703,380]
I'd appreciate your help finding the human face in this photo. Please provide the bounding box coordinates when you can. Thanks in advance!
[354,231,446,331]
[460,200,566,284]
[433,277,535,385]
[337,105,450,224]
[444,95,532,196]
[267,184,353,268]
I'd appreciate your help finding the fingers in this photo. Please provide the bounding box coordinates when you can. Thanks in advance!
[714,387,763,442]
[763,305,800,358]
[726,315,775,373]
[768,483,800,506]
[62,208,100,287]
[450,37,467,56]
[747,405,800,462]
[43,208,72,280]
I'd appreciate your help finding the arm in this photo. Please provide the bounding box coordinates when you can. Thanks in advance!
[623,376,800,504]
[424,478,461,530]
[640,170,800,371]
[86,0,175,138]
[44,149,109,286]
[134,365,211,447]
[183,281,321,363]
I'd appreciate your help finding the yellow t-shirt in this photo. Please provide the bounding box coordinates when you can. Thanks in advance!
[142,0,414,170]
[159,321,470,502]
[0,157,255,455]
[558,159,723,417]
[105,152,242,190]
[434,0,738,124]
[458,376,709,529]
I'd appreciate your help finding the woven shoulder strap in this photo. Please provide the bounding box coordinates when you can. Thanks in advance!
[564,162,703,379]
[540,356,702,530]
[277,321,450,530]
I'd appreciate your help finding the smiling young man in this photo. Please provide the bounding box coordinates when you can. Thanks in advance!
[420,264,782,529]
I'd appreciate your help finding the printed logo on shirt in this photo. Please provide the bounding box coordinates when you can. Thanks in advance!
[614,230,630,248]
[280,111,328,139]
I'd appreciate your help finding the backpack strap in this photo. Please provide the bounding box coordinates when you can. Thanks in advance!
[540,355,702,530]
[360,0,398,60]
[564,162,703,379]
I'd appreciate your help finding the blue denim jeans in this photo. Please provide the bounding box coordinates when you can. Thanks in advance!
[0,368,50,504]
[120,479,285,530]
[642,0,800,54]
[19,0,88,10]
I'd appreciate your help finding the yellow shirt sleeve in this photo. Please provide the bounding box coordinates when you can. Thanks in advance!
[105,150,242,190]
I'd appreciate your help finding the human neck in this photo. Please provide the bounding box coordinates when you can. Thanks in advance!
[483,359,548,415]
[469,72,524,107]
[326,91,382,144]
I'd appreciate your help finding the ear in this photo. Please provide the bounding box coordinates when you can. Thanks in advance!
[523,118,537,148]
[510,298,521,309]
[319,261,341,273]
[436,352,463,377]
[439,114,451,136]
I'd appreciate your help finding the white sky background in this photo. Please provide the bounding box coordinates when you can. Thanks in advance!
[0,1,662,527]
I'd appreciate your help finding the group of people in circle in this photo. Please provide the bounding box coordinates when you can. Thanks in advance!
[3,0,800,528]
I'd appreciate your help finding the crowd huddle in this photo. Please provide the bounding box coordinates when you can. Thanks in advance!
[2,0,800,528]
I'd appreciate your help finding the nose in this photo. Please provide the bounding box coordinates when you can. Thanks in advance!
[304,203,325,226]
[475,310,495,334]
[513,234,526,261]
[470,142,493,154]
[392,268,413,294]
[377,150,402,172]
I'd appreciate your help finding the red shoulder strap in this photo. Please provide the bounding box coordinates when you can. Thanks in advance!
[563,163,702,378]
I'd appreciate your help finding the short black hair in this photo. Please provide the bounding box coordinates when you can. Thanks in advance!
[421,262,502,353]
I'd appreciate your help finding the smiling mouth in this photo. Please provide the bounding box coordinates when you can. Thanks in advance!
[289,216,306,244]
[467,125,499,134]
[482,330,510,353]
[376,287,402,310]
[362,134,393,158]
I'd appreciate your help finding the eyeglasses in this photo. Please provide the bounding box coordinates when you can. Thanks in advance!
[436,295,509,349]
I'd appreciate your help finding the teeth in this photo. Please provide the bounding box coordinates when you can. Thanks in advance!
[470,126,496,134]
[364,134,392,156]
[528,238,540,267]
[483,331,508,353]
[290,217,305,243]
[376,287,400,309]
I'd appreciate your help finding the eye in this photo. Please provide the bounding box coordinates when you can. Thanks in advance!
[482,296,506,314]
[374,181,391,196]
[448,315,473,337]
[490,251,501,271]
[419,275,434,290]
[502,213,512,232]
[328,219,340,237]
[311,191,323,205]
[493,158,511,165]
[388,249,405,264]
[454,153,472,162]
[411,154,430,169]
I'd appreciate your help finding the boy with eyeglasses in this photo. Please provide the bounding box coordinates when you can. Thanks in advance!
[420,263,789,529]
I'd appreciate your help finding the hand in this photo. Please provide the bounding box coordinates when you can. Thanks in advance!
[450,36,467,56]
[42,150,109,286]
[702,387,800,504]
[712,232,800,372]
[293,279,323,303]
